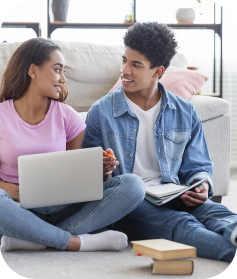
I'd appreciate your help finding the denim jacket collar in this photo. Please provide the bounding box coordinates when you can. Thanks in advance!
[112,82,176,118]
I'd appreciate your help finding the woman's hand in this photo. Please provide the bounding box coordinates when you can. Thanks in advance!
[103,148,119,181]
[1,183,20,202]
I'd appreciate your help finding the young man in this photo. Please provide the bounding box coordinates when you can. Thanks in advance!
[82,22,237,262]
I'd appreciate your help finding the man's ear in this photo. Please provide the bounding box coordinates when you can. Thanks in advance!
[28,63,37,79]
[153,66,165,78]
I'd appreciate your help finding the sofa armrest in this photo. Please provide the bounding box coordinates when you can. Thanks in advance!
[189,95,230,122]
[189,95,230,197]
[202,115,230,197]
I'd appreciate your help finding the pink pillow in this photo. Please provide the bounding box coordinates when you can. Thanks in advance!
[109,66,208,100]
[159,66,208,100]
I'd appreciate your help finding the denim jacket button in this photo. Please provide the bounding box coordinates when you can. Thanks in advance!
[176,137,179,141]
[133,129,136,132]
[130,153,133,157]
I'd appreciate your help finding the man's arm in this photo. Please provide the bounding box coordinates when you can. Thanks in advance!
[82,108,119,180]
[82,108,104,149]
[179,106,214,203]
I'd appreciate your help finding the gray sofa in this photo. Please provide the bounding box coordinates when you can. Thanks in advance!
[0,41,230,201]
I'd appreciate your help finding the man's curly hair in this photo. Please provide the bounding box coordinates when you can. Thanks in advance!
[124,22,178,70]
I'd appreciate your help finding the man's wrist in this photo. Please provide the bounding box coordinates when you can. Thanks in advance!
[103,174,111,182]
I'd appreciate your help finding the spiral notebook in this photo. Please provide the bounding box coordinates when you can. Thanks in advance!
[145,177,209,206]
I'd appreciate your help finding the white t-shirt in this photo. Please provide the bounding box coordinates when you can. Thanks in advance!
[124,92,162,187]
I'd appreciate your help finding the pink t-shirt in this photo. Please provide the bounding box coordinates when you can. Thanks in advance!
[0,99,86,183]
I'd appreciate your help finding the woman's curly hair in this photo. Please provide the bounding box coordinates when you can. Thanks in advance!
[124,22,178,72]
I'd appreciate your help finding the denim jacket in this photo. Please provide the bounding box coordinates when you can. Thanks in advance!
[82,82,214,198]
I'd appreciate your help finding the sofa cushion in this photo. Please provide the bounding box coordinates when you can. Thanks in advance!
[0,41,124,112]
[54,41,124,112]
[0,42,22,83]
[57,42,188,112]
[79,111,88,122]
[189,95,230,122]
[0,41,189,112]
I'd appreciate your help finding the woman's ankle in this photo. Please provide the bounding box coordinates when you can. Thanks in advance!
[65,235,81,251]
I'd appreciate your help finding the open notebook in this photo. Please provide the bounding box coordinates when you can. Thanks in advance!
[145,177,209,206]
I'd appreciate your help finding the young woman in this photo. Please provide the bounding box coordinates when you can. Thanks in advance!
[0,38,145,252]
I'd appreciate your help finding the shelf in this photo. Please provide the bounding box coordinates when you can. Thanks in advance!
[48,22,133,35]
[50,22,133,27]
[1,22,41,37]
[48,22,222,37]
[46,0,223,98]
[166,23,222,36]
[48,22,222,28]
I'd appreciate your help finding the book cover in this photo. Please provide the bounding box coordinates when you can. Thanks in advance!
[131,239,196,260]
[152,259,194,275]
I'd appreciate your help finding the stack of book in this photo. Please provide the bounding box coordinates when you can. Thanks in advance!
[131,239,196,275]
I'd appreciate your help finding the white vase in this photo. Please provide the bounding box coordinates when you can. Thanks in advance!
[176,8,195,23]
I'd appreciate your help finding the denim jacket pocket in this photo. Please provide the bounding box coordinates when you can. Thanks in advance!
[164,129,191,161]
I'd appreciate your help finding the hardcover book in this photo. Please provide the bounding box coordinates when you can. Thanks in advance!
[152,259,194,275]
[131,239,196,260]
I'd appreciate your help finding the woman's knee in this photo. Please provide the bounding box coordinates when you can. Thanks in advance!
[0,189,10,203]
[119,173,145,200]
[0,189,12,228]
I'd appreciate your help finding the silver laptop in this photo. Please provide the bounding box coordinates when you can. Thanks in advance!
[18,147,103,209]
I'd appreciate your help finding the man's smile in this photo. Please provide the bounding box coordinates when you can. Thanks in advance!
[121,77,133,85]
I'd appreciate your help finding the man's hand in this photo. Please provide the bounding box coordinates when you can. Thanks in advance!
[3,183,20,202]
[103,148,119,181]
[180,182,209,207]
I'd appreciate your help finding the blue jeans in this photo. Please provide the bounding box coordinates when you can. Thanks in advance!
[0,174,145,250]
[112,198,237,262]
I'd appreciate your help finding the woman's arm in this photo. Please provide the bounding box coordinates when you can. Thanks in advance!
[0,130,85,201]
[66,130,84,150]
[0,180,20,201]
